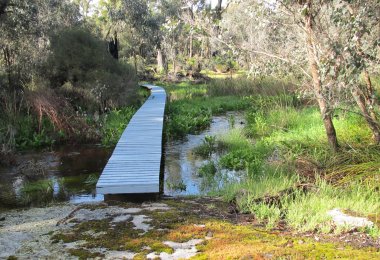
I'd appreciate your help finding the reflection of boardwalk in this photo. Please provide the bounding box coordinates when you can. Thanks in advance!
[96,84,166,194]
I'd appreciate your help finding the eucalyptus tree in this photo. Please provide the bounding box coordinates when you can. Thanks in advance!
[95,0,161,73]
[281,0,380,146]
[219,0,304,76]
[217,0,341,150]
[328,0,380,143]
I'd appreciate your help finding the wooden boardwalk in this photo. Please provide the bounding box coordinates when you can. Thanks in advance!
[96,84,166,194]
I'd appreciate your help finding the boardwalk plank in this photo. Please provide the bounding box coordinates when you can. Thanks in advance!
[96,84,166,194]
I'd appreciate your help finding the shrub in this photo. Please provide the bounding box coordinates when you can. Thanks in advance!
[47,27,137,112]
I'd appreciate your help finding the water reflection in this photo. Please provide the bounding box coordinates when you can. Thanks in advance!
[164,112,245,196]
[0,112,244,208]
[0,145,111,208]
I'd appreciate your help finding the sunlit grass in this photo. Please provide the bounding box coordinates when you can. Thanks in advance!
[211,97,380,234]
[161,77,380,236]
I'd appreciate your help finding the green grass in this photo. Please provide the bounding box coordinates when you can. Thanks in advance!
[206,77,296,97]
[284,179,380,234]
[198,91,380,235]
[165,96,251,139]
[161,77,380,236]
[100,107,136,146]
[161,77,295,140]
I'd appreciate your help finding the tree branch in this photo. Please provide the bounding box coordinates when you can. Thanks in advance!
[214,36,312,79]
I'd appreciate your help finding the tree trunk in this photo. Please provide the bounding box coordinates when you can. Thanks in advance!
[305,0,339,151]
[3,46,12,89]
[363,69,378,119]
[351,87,380,143]
[108,31,119,59]
[0,0,9,18]
[172,47,177,74]
[113,31,118,59]
[157,48,164,73]
[215,0,222,20]
[189,33,193,58]
[133,52,137,75]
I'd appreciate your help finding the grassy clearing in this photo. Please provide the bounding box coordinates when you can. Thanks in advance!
[161,76,379,238]
[161,77,294,140]
[165,76,380,237]
[165,96,251,139]
[208,101,380,235]
[206,77,295,97]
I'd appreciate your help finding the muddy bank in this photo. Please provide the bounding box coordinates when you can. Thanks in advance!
[1,198,379,259]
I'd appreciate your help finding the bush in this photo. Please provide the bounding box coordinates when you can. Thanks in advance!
[47,27,137,112]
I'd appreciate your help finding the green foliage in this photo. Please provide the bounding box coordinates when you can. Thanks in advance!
[249,203,282,228]
[166,180,187,192]
[284,180,380,233]
[48,27,137,112]
[166,96,251,139]
[206,77,296,97]
[197,161,217,177]
[211,54,237,73]
[193,135,217,158]
[162,80,256,139]
[101,107,136,146]
[195,86,380,235]
[13,115,58,149]
[19,179,54,206]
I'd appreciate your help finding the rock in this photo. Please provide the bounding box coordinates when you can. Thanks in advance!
[206,231,213,239]
[327,209,374,229]
[132,215,152,233]
[103,250,136,259]
[142,203,170,211]
[194,224,206,228]
[112,215,131,223]
[147,239,204,260]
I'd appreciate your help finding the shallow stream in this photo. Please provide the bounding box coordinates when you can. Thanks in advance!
[0,145,111,208]
[0,112,244,209]
[164,112,244,196]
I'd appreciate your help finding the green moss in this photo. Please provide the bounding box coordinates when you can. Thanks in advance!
[67,249,103,259]
[194,220,380,259]
[50,199,379,259]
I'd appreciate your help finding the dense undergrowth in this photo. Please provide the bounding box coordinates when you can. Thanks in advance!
[0,98,145,152]
[163,76,380,238]
[0,27,143,157]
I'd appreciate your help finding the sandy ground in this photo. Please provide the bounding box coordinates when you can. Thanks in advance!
[0,204,77,259]
[1,199,379,260]
[0,202,203,260]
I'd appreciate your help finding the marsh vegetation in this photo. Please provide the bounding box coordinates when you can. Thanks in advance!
[1,0,380,257]
[162,76,380,238]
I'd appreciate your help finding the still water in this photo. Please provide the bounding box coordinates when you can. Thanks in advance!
[164,112,244,196]
[0,112,244,208]
[0,145,112,208]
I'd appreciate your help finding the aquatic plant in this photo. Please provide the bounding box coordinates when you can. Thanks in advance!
[166,180,187,192]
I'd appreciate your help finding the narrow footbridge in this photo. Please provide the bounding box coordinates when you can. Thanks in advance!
[96,84,166,194]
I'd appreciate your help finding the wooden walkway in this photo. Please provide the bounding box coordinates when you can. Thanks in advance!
[96,84,166,194]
